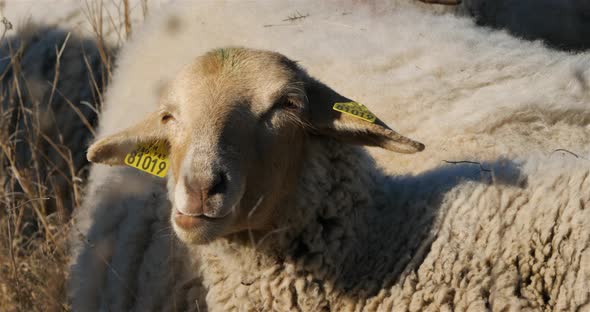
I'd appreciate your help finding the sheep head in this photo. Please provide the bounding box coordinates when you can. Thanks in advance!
[87,47,424,244]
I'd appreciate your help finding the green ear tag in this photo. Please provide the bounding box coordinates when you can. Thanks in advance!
[333,102,377,123]
[124,141,169,177]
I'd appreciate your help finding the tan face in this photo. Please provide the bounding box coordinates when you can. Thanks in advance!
[87,48,424,244]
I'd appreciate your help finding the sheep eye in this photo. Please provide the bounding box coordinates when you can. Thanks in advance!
[276,97,298,111]
[260,97,301,122]
[161,113,175,124]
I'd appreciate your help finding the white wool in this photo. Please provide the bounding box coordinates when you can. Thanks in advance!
[68,0,590,310]
[95,0,590,173]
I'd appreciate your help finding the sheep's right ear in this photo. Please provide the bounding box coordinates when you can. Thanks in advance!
[87,111,166,166]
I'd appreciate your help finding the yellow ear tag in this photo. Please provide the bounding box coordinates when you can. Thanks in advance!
[124,141,170,177]
[333,102,376,123]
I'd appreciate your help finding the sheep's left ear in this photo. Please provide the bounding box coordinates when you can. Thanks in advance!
[306,79,425,153]
[87,111,167,165]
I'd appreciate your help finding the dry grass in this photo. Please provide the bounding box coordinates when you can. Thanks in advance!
[0,1,148,310]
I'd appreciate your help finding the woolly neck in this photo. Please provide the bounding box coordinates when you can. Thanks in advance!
[190,138,416,306]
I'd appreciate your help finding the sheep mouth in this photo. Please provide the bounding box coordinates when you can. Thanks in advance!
[173,209,227,230]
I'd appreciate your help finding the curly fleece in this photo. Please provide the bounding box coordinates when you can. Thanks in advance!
[68,1,590,311]
[190,140,590,311]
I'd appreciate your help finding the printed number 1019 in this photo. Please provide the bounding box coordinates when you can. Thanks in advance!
[125,151,168,177]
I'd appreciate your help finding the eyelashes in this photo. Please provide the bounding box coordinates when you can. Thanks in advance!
[272,95,303,113]
[278,97,299,110]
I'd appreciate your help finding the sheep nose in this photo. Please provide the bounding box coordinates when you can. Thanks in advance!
[180,171,227,216]
[207,171,227,197]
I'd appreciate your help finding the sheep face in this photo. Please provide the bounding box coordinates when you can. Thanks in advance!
[87,48,424,244]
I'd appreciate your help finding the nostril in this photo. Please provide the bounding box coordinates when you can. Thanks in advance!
[208,171,227,196]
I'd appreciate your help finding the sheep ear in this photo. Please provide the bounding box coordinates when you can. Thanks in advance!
[87,111,166,165]
[306,80,425,153]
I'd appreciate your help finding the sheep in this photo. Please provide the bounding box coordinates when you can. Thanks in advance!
[418,0,590,51]
[459,0,590,51]
[68,1,590,311]
[0,23,112,216]
[0,0,165,221]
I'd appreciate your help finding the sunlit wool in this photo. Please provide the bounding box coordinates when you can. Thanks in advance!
[69,1,590,311]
